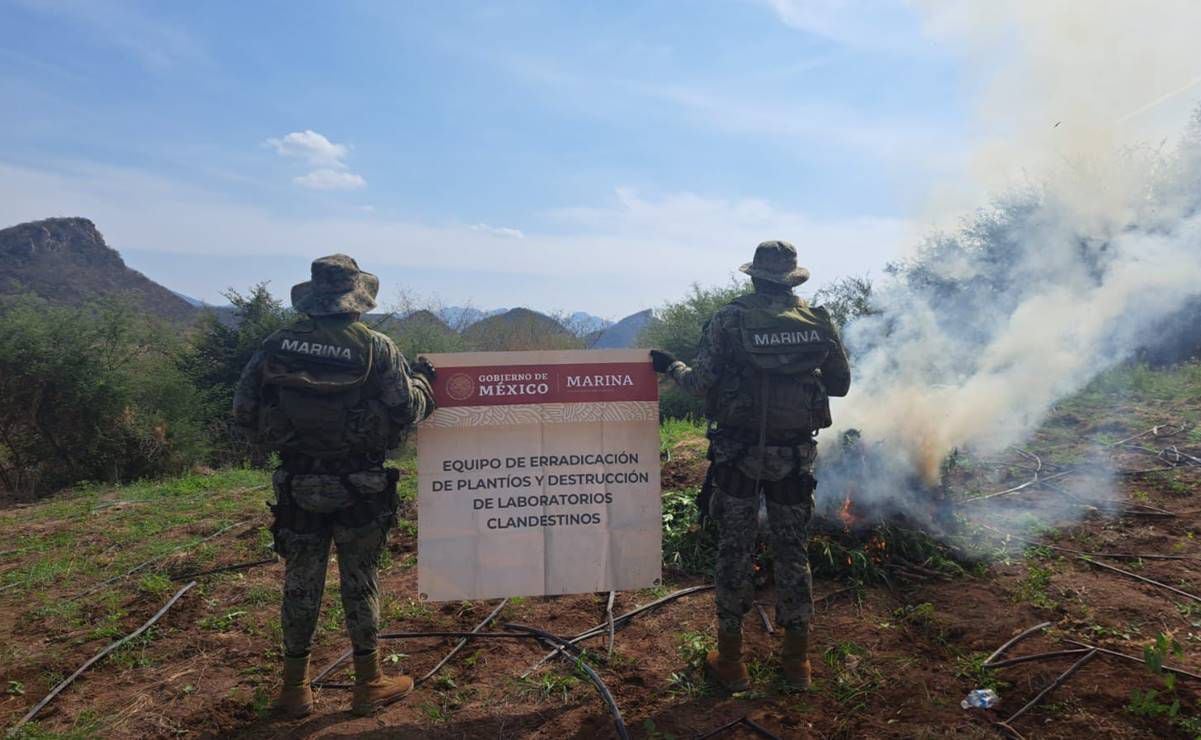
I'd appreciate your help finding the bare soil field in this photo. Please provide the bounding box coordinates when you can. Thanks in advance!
[5,365,1201,739]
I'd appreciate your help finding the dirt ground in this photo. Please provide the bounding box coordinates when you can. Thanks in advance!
[5,397,1201,738]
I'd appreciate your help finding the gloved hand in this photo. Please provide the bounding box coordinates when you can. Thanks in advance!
[650,349,678,374]
[411,356,437,383]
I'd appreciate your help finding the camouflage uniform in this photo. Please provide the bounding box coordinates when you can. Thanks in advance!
[705,445,818,633]
[233,257,435,660]
[666,256,851,635]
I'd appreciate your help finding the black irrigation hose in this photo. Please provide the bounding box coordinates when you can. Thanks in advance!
[311,647,353,689]
[71,519,250,600]
[502,623,629,740]
[983,622,1052,667]
[696,717,744,739]
[376,626,627,740]
[523,584,715,676]
[380,630,555,640]
[986,649,1092,669]
[314,600,510,690]
[1063,639,1201,682]
[9,581,197,735]
[696,715,782,740]
[171,556,277,581]
[418,598,509,686]
[740,718,782,740]
[1002,649,1098,726]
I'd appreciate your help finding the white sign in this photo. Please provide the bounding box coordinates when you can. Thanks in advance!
[416,349,662,601]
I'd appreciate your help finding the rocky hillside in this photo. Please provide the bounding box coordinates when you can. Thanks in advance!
[591,308,657,349]
[0,218,197,323]
[461,307,582,350]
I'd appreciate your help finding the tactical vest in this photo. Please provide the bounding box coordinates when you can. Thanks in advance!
[256,318,395,459]
[706,293,835,435]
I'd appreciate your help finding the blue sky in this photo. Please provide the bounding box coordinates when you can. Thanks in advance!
[1,1,1196,318]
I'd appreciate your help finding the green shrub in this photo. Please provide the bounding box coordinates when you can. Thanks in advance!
[0,295,208,496]
[661,488,717,574]
[179,284,293,465]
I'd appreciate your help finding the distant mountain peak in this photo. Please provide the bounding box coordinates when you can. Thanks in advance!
[0,217,197,323]
[437,305,611,337]
[2,217,117,266]
[461,307,580,351]
[590,309,657,349]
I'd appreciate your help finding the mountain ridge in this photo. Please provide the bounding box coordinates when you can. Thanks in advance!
[0,217,198,323]
[0,217,653,347]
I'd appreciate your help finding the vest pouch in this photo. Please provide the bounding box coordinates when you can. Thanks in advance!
[275,387,358,458]
[345,399,396,453]
[806,377,832,429]
[707,370,754,429]
[256,403,294,450]
[761,375,822,432]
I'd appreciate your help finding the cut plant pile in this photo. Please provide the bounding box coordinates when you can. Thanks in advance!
[5,363,1201,738]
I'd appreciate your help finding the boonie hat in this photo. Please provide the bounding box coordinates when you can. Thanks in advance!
[291,254,380,316]
[739,240,810,286]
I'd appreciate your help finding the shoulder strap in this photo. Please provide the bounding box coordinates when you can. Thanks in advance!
[754,370,769,496]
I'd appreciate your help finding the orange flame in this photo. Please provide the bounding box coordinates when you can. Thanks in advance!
[867,534,888,563]
[838,495,858,530]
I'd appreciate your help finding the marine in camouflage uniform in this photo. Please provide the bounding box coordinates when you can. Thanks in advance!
[233,255,435,718]
[651,241,851,692]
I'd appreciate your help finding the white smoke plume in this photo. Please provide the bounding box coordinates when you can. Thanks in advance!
[817,2,1201,523]
[916,0,1201,196]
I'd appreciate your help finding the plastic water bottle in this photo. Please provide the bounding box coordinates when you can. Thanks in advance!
[961,689,999,710]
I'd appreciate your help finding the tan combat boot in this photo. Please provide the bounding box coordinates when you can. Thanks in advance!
[781,627,812,689]
[351,650,414,716]
[705,629,751,692]
[273,654,313,718]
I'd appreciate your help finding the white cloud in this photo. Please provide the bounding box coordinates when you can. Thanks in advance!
[265,129,366,191]
[292,169,366,191]
[469,223,525,239]
[265,130,351,169]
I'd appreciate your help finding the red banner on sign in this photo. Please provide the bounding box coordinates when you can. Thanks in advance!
[432,361,657,407]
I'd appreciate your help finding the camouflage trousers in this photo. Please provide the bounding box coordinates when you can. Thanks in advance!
[272,469,395,658]
[711,444,817,635]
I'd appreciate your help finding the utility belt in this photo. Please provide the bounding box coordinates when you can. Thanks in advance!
[279,451,386,475]
[708,424,816,447]
[710,463,816,506]
[702,424,817,508]
[270,457,400,539]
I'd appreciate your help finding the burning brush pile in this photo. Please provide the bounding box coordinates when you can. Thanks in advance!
[807,430,968,584]
[660,430,972,586]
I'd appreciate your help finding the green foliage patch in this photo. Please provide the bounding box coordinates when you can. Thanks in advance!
[661,488,717,574]
[0,295,210,495]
